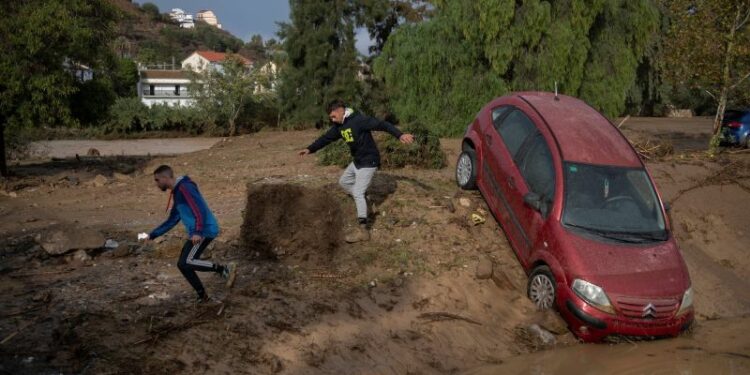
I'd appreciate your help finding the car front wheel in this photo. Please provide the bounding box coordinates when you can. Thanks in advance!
[528,265,556,310]
[456,150,478,190]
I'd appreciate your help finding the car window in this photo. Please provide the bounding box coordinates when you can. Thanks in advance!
[496,110,538,159]
[491,106,512,129]
[518,134,555,201]
[562,163,666,237]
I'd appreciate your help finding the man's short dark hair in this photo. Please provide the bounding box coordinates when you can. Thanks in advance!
[153,165,173,177]
[326,99,346,114]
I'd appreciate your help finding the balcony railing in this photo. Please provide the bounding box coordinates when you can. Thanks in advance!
[142,90,191,97]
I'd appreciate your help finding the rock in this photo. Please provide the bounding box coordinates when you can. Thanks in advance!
[8,191,18,198]
[104,239,119,249]
[458,197,472,207]
[36,225,105,255]
[537,311,569,335]
[113,172,131,182]
[490,268,518,291]
[475,257,493,280]
[88,175,109,187]
[69,249,92,263]
[526,324,557,347]
[86,148,101,156]
[115,163,136,174]
[112,243,131,257]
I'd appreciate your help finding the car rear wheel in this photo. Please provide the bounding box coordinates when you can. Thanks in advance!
[528,265,556,310]
[456,150,478,190]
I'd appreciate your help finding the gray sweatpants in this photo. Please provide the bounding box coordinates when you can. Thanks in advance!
[339,162,377,220]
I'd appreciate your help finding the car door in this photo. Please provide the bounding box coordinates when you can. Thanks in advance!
[480,106,513,225]
[513,133,556,263]
[486,108,537,256]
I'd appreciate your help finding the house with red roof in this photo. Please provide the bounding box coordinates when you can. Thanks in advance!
[181,50,252,73]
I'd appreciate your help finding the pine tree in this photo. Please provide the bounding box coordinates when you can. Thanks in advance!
[278,0,362,127]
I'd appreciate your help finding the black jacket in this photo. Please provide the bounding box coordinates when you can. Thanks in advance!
[307,111,403,168]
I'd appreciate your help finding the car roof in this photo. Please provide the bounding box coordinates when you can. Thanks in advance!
[514,92,643,168]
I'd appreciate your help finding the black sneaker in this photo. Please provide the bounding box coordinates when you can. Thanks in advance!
[196,294,210,304]
[222,262,238,288]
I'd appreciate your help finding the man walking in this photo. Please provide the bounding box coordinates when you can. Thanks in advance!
[299,100,414,243]
[144,165,237,303]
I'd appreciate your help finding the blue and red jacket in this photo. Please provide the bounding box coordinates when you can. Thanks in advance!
[149,176,220,239]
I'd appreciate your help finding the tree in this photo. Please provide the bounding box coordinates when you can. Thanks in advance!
[0,0,117,176]
[141,2,160,21]
[189,55,269,136]
[374,0,660,136]
[663,0,750,150]
[354,0,434,55]
[110,57,140,98]
[277,0,361,127]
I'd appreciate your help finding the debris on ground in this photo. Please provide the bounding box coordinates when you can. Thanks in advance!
[34,225,105,255]
[471,212,486,225]
[476,257,494,280]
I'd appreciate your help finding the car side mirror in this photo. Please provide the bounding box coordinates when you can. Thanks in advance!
[524,192,542,211]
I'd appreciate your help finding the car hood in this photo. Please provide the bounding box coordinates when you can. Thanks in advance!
[556,226,690,297]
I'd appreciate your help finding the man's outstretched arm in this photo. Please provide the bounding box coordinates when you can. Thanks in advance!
[363,116,414,144]
[300,126,342,155]
[148,207,180,239]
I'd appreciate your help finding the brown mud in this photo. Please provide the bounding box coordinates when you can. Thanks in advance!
[1,119,749,374]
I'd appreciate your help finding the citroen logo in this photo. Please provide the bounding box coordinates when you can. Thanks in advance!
[642,303,656,318]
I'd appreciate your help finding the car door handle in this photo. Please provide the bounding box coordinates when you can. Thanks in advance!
[507,176,516,190]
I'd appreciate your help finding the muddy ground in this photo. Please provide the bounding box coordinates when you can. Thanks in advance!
[1,118,749,374]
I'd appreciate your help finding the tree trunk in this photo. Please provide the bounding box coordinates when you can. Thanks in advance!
[228,118,236,136]
[0,121,7,177]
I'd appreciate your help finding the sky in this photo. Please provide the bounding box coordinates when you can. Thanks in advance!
[142,0,373,54]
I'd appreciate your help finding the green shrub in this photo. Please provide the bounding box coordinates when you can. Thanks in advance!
[104,97,207,134]
[317,122,446,170]
[105,97,148,133]
[381,122,446,169]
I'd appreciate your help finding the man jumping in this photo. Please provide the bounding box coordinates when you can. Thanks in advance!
[299,100,414,243]
[144,165,237,303]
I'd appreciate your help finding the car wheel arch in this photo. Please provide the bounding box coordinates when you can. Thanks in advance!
[462,138,476,152]
[529,253,568,292]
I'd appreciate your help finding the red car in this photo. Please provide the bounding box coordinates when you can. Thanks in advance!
[456,92,693,342]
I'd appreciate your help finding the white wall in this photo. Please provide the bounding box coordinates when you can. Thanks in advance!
[181,53,210,73]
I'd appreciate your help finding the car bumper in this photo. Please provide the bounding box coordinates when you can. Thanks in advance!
[559,291,694,342]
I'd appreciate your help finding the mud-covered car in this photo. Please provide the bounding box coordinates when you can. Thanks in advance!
[456,92,694,342]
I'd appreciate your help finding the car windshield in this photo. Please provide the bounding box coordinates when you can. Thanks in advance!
[562,163,667,242]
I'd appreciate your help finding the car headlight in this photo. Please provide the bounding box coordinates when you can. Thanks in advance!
[677,287,693,315]
[572,279,614,314]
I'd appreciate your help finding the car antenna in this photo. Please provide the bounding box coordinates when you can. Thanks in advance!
[554,81,560,101]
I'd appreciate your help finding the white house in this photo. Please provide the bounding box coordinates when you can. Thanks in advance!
[137,70,195,107]
[181,51,252,73]
[168,8,195,29]
[256,61,279,93]
[196,9,221,29]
